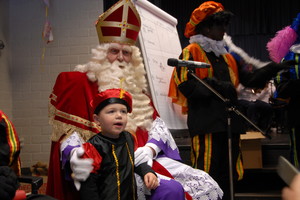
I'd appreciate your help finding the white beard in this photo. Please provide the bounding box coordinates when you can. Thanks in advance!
[75,45,154,132]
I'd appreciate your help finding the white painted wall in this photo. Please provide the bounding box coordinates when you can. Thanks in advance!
[4,0,103,167]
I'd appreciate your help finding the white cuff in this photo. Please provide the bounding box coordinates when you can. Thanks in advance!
[60,132,84,152]
[146,143,161,159]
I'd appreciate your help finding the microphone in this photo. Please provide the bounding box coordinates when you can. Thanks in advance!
[167,58,210,68]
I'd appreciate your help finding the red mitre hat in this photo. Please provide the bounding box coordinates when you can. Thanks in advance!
[92,88,133,114]
[184,1,224,38]
[95,0,141,45]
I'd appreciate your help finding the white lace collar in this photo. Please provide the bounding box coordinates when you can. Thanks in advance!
[189,34,228,57]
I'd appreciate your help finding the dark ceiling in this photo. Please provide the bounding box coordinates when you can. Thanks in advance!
[104,0,300,61]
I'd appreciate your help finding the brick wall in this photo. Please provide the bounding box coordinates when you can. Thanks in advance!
[7,0,103,168]
[0,0,13,117]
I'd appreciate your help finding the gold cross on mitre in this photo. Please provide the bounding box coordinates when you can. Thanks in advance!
[95,0,141,45]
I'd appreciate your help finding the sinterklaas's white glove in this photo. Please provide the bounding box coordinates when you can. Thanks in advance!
[134,146,154,167]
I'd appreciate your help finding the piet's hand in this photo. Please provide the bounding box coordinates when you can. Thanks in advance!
[70,146,93,190]
[207,77,237,102]
[267,60,297,71]
[144,173,159,190]
[247,60,297,89]
[134,146,154,167]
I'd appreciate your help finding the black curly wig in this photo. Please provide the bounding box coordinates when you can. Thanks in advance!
[195,10,234,34]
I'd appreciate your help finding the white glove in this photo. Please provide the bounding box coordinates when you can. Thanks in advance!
[70,146,93,190]
[134,146,154,167]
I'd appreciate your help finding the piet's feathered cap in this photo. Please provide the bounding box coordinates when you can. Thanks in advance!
[95,0,141,45]
[92,88,132,114]
[184,1,224,38]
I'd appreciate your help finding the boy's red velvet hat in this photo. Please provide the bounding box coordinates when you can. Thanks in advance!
[92,88,132,114]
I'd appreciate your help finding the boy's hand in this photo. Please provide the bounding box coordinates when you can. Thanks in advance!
[143,172,159,190]
[282,174,300,200]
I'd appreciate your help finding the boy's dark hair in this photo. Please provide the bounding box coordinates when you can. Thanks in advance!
[94,98,130,114]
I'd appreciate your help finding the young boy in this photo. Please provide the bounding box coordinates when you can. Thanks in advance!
[79,88,158,200]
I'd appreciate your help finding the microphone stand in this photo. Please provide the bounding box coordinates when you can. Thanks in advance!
[187,70,270,200]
